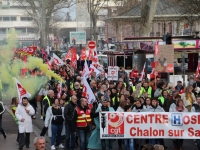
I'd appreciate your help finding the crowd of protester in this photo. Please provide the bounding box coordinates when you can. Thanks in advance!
[1,49,200,150]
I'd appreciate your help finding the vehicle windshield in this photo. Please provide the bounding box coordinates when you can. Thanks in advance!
[98,55,108,67]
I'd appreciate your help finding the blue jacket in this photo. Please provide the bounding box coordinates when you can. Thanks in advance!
[87,106,115,149]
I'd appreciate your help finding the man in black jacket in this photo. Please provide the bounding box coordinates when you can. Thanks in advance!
[64,95,77,150]
[40,90,54,136]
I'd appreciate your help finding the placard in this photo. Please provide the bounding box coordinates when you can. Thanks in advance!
[107,66,118,80]
[100,112,200,139]
[70,31,86,44]
[155,45,174,72]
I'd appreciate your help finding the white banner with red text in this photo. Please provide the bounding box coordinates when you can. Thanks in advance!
[100,112,200,139]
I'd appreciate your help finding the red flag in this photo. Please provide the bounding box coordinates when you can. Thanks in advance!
[82,78,96,104]
[150,68,158,79]
[18,46,37,55]
[81,60,90,79]
[14,78,31,103]
[70,48,77,69]
[65,48,73,60]
[154,44,159,55]
[88,49,93,61]
[53,53,65,65]
[139,62,146,81]
[57,82,62,98]
[80,47,87,60]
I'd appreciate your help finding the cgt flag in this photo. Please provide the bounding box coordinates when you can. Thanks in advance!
[81,60,90,79]
[80,47,87,60]
[89,64,101,77]
[70,47,77,69]
[57,81,62,98]
[65,48,73,60]
[53,53,65,66]
[82,78,95,104]
[139,62,146,81]
[14,77,31,103]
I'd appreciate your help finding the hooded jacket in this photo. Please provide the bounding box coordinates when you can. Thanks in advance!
[146,105,165,112]
[132,104,146,112]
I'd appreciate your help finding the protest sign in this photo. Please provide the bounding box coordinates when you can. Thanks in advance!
[100,112,200,139]
[107,66,118,80]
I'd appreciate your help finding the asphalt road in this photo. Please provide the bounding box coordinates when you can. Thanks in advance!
[31,102,199,150]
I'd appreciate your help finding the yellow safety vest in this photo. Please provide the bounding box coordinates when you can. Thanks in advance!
[158,96,165,105]
[112,96,119,106]
[139,87,152,98]
[123,83,126,88]
[43,96,50,116]
[132,86,136,92]
[70,82,74,90]
[65,97,72,105]
[11,106,18,125]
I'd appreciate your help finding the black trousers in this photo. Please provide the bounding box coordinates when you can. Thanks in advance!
[19,133,30,148]
[40,126,48,136]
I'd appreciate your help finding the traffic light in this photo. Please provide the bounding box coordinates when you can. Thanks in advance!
[162,33,172,44]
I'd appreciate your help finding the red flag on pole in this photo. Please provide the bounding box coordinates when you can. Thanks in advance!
[14,77,31,103]
[139,62,146,81]
[70,47,77,69]
[80,47,87,60]
[65,48,73,60]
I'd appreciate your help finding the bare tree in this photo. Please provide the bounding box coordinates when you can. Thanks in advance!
[65,12,72,21]
[14,0,75,48]
[162,0,200,34]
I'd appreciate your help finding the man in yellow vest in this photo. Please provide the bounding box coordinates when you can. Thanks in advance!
[40,90,54,136]
[74,98,92,150]
[111,88,120,110]
[138,82,153,98]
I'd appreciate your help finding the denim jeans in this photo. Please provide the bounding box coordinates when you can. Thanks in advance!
[65,124,76,150]
[78,129,90,150]
[124,139,134,150]
[101,139,113,150]
[150,139,159,145]
[51,124,63,146]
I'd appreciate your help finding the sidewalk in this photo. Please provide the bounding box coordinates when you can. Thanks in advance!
[0,106,37,150]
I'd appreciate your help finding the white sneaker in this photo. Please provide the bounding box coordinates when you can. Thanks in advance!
[40,116,43,120]
[51,145,56,150]
[59,144,64,149]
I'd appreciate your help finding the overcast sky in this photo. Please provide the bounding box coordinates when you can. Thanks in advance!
[58,4,76,21]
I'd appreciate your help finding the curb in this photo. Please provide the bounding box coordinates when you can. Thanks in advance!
[4,105,51,150]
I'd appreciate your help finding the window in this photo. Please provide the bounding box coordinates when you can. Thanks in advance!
[20,17,32,21]
[27,28,35,33]
[0,28,6,34]
[11,17,16,21]
[3,17,10,21]
[27,17,32,21]
[15,28,26,34]
[150,32,154,37]
[116,56,132,70]
[0,17,2,21]
[20,17,27,21]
